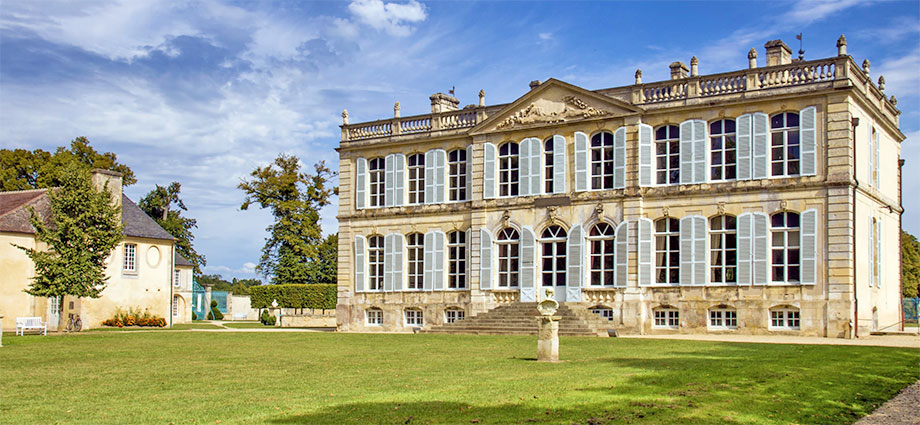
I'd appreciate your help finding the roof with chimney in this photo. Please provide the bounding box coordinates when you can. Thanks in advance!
[0,189,175,241]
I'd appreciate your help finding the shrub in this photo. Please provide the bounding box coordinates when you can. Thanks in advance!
[209,299,224,320]
[260,309,276,326]
[192,311,197,320]
[250,284,336,309]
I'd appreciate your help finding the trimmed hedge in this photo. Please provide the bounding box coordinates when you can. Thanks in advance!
[249,284,337,309]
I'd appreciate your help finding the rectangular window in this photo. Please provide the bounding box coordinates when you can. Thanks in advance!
[174,270,181,287]
[447,231,467,289]
[709,309,737,329]
[445,309,465,324]
[770,309,800,330]
[653,309,679,328]
[448,149,467,201]
[172,296,179,316]
[405,309,423,326]
[366,309,383,326]
[123,243,137,272]
[408,154,425,204]
[591,307,614,321]
[407,233,424,290]
[368,158,385,207]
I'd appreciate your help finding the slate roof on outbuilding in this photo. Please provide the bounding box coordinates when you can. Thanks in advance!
[175,253,194,267]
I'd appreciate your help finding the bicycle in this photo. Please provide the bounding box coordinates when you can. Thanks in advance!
[66,313,83,332]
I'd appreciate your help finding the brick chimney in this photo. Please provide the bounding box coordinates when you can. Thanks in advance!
[430,92,459,113]
[669,62,689,80]
[91,169,123,208]
[764,40,792,66]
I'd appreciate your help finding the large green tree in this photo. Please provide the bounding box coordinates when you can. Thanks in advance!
[138,182,206,274]
[903,230,920,298]
[16,164,124,329]
[0,137,136,191]
[238,154,337,284]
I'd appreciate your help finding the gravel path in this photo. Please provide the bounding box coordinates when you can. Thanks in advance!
[855,380,920,425]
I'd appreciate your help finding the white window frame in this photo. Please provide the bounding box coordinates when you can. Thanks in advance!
[123,243,137,273]
[709,119,737,181]
[588,223,616,287]
[497,227,520,288]
[407,153,425,205]
[770,212,801,284]
[769,112,801,177]
[710,215,738,285]
[655,218,679,285]
[590,131,615,190]
[172,295,179,316]
[708,308,738,329]
[173,269,181,287]
[769,308,800,330]
[368,158,385,207]
[590,306,614,321]
[406,233,424,290]
[366,309,383,326]
[498,142,519,197]
[404,309,423,326]
[367,235,384,291]
[655,125,680,185]
[543,138,555,194]
[653,308,680,328]
[447,230,467,289]
[448,148,467,202]
[540,225,567,290]
[445,308,465,324]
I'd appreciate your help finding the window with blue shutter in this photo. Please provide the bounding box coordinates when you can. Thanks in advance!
[799,106,816,176]
[479,228,493,290]
[638,124,653,187]
[752,113,769,179]
[615,221,629,287]
[565,225,582,301]
[736,114,752,181]
[638,218,654,285]
[574,131,589,192]
[614,127,626,189]
[355,158,367,210]
[552,135,566,194]
[520,226,537,302]
[354,235,366,292]
[483,143,497,199]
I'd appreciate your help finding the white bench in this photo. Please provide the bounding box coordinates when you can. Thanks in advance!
[16,317,46,336]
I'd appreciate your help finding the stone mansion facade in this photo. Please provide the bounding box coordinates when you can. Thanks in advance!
[335,37,904,338]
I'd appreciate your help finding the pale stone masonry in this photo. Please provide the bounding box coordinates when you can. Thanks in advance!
[336,37,904,338]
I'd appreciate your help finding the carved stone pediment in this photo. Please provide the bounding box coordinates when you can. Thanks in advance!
[496,96,611,129]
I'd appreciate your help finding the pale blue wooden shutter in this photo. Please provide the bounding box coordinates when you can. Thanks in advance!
[435,149,447,203]
[800,106,816,176]
[423,231,435,291]
[384,234,395,291]
[752,113,769,179]
[614,127,626,189]
[424,150,436,204]
[529,138,541,196]
[520,226,537,302]
[800,209,817,285]
[752,212,769,284]
[639,124,653,186]
[433,231,445,290]
[466,228,472,283]
[736,114,752,181]
[874,129,880,188]
[877,219,882,287]
[552,135,566,194]
[737,213,752,285]
[679,216,693,285]
[679,120,694,185]
[615,221,629,287]
[384,154,396,207]
[483,143,497,199]
[638,218,653,286]
[393,233,404,291]
[355,158,367,210]
[465,145,473,200]
[693,216,706,285]
[354,235,366,292]
[479,228,492,290]
[574,131,588,192]
[867,122,874,187]
[566,224,584,302]
[519,138,532,196]
[692,120,707,183]
[394,154,406,206]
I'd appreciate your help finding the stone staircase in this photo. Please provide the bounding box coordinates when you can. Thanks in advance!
[425,302,615,337]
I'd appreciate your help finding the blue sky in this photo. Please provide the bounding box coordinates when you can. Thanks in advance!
[1,0,918,281]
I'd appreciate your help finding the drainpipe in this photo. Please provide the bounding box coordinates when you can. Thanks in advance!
[851,117,859,338]
[898,158,904,330]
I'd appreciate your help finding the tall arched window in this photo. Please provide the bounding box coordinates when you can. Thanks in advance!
[407,153,424,204]
[770,112,800,176]
[544,138,554,193]
[710,215,737,284]
[591,131,614,189]
[540,225,567,289]
[588,222,616,286]
[655,218,679,284]
[710,119,737,181]
[448,148,467,201]
[406,233,424,290]
[498,142,519,197]
[655,125,680,185]
[771,212,800,283]
[367,235,384,291]
[368,158,385,207]
[497,228,520,287]
[447,230,467,289]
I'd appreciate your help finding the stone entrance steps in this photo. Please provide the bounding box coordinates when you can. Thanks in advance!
[425,302,614,337]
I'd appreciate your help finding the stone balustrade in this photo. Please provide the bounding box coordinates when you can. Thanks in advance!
[343,108,484,141]
[491,291,520,304]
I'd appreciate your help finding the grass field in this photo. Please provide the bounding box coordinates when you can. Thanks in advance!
[1,332,916,425]
[221,322,274,329]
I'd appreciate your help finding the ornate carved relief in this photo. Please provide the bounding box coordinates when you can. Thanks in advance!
[496,96,611,129]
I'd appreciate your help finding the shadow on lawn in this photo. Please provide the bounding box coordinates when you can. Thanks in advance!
[268,400,752,425]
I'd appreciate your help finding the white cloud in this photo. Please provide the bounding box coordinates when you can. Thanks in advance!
[347,0,427,37]
[538,32,553,41]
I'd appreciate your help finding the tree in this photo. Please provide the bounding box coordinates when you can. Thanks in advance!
[15,164,124,330]
[238,154,337,284]
[138,182,206,274]
[0,137,136,191]
[903,231,920,298]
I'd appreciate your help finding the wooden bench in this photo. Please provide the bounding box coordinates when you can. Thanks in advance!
[16,317,46,336]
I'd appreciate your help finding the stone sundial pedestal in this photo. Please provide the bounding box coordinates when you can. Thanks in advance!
[536,288,560,362]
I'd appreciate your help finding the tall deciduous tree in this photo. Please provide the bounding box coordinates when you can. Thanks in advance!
[16,164,124,329]
[238,154,337,284]
[903,231,920,298]
[0,137,135,191]
[139,182,206,274]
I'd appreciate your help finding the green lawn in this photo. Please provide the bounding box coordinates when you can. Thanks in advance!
[221,322,274,329]
[1,333,916,425]
[83,322,224,332]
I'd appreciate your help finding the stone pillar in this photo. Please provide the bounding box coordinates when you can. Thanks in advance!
[537,316,560,362]
[764,40,792,66]
[203,284,213,319]
[836,35,847,56]
[669,62,688,80]
[748,48,758,69]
